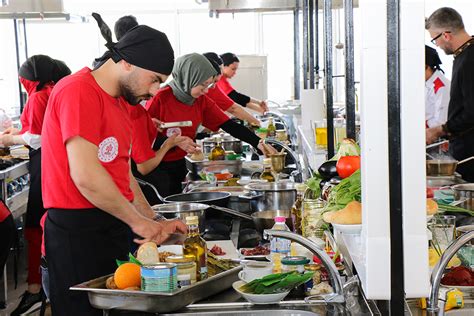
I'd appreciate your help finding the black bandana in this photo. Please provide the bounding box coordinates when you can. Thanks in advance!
[19,55,71,91]
[425,45,442,71]
[92,13,174,75]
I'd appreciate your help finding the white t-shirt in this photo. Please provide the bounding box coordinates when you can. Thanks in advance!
[425,70,451,128]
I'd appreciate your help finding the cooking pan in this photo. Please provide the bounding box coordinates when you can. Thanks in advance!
[152,203,208,231]
[426,156,474,177]
[250,210,293,233]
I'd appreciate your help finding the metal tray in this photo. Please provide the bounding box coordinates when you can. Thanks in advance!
[185,156,243,176]
[70,265,242,313]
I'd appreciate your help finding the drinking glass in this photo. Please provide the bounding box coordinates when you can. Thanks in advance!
[429,215,456,252]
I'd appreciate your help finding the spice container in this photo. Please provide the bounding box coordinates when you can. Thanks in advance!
[165,255,197,287]
[281,256,310,273]
[304,263,321,292]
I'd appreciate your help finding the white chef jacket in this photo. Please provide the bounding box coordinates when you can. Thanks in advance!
[425,70,451,128]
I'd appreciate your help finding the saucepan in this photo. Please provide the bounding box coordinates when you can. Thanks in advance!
[426,156,474,177]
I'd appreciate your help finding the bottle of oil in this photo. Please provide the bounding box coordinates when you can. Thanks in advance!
[267,117,276,138]
[183,216,208,281]
[209,137,225,160]
[260,158,275,182]
[290,184,306,235]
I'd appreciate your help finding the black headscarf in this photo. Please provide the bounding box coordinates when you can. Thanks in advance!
[425,45,443,72]
[220,52,239,66]
[203,53,222,74]
[19,55,71,91]
[92,13,174,75]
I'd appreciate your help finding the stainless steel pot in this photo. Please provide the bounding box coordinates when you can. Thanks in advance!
[452,184,474,210]
[242,182,297,212]
[426,156,474,176]
[152,203,208,231]
[202,135,243,155]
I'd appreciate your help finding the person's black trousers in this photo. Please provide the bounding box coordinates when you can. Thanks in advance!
[45,208,129,316]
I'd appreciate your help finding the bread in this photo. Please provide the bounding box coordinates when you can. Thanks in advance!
[190,151,205,161]
[106,276,118,289]
[137,242,160,264]
[426,198,438,215]
[323,201,362,224]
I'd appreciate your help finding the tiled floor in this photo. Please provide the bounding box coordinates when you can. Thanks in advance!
[0,241,50,316]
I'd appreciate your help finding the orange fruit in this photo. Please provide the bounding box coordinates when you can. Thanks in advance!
[114,263,141,290]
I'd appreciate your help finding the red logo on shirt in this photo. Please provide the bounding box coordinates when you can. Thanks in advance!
[98,137,119,163]
[433,77,445,94]
[166,127,182,137]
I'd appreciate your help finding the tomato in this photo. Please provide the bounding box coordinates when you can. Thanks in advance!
[336,156,361,178]
[426,187,434,198]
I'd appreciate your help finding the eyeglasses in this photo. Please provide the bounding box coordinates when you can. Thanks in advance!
[198,82,215,90]
[431,31,451,44]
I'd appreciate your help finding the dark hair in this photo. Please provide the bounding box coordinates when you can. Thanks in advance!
[426,7,464,32]
[425,45,443,73]
[203,52,222,74]
[114,15,139,41]
[220,52,239,66]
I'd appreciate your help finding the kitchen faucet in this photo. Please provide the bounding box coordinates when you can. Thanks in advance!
[263,229,345,303]
[427,229,474,315]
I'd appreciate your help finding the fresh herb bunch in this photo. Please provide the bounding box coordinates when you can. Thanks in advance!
[239,271,314,294]
[323,169,361,213]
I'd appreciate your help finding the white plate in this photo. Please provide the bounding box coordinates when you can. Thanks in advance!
[207,240,239,260]
[232,280,290,304]
[332,223,362,235]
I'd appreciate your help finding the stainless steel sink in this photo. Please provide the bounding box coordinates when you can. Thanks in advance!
[163,309,320,316]
[446,309,474,315]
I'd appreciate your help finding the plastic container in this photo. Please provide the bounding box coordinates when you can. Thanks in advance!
[281,256,310,273]
[270,216,291,273]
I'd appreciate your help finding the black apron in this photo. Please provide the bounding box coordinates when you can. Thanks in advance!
[45,208,129,316]
[134,158,187,205]
[25,148,47,228]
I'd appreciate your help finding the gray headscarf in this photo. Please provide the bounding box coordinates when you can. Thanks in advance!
[168,53,218,105]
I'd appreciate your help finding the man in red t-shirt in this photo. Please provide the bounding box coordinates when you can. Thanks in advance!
[41,17,186,316]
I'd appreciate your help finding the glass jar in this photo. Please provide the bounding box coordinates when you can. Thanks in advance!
[304,263,322,292]
[281,256,310,274]
[165,255,197,286]
[301,196,326,239]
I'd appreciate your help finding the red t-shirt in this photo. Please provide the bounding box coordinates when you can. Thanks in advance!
[129,104,157,164]
[0,200,11,223]
[206,85,234,112]
[41,67,134,209]
[19,79,53,135]
[145,86,230,162]
[216,76,235,95]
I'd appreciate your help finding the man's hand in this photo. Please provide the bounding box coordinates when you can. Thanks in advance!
[0,134,14,147]
[176,136,200,154]
[426,126,444,144]
[2,127,20,135]
[131,217,187,245]
[258,141,278,157]
[260,101,269,113]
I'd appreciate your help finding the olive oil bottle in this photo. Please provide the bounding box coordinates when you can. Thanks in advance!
[183,216,208,281]
[267,117,276,138]
[209,138,225,160]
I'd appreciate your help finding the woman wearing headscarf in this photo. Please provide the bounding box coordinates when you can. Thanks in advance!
[144,53,275,200]
[216,52,268,114]
[425,45,451,128]
[204,52,261,126]
[0,54,71,316]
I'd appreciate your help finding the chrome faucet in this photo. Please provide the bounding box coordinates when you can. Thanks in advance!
[427,230,474,315]
[263,229,345,303]
[262,138,304,183]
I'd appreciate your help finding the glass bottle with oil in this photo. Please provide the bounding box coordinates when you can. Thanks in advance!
[260,158,275,182]
[183,216,208,281]
[267,117,276,138]
[209,137,225,160]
